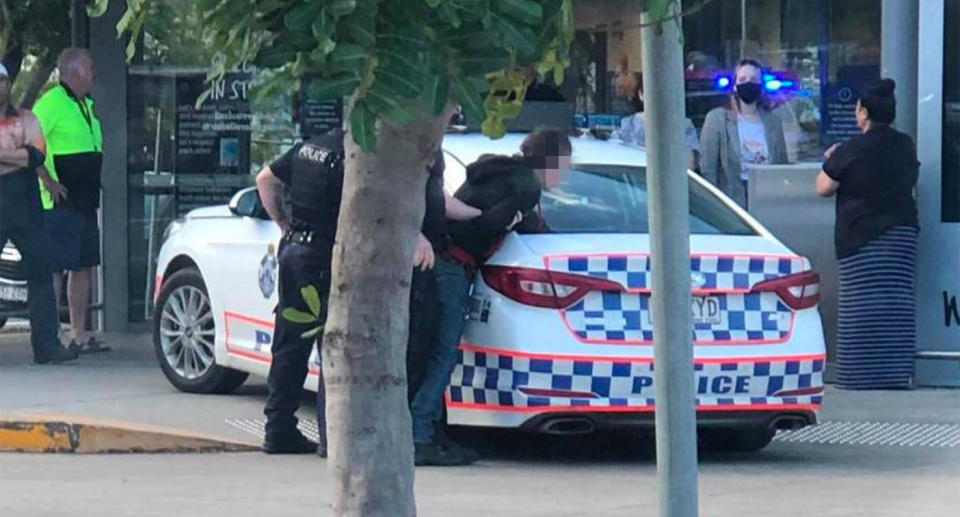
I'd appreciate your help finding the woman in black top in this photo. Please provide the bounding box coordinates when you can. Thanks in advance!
[816,78,920,390]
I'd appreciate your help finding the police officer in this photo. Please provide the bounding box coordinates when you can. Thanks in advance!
[256,128,344,455]
[0,63,77,364]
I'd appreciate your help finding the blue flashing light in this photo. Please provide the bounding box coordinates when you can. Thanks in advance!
[715,76,732,89]
[764,79,783,91]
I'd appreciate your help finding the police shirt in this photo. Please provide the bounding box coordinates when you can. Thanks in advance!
[822,125,919,259]
[32,83,103,211]
[269,129,344,240]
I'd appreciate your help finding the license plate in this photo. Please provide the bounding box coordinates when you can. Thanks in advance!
[648,296,722,326]
[0,285,27,302]
[691,296,722,325]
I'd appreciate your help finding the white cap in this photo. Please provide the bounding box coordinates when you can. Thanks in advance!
[0,63,8,77]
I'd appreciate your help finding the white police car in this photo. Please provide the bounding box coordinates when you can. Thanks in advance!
[154,133,825,451]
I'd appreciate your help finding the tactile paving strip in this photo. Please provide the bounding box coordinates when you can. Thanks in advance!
[225,418,960,449]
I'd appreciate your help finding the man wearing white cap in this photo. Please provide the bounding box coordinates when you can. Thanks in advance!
[0,63,78,363]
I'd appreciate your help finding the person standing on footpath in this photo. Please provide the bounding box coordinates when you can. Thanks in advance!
[0,63,77,364]
[32,48,109,354]
[817,79,920,390]
[256,128,347,456]
[700,59,789,208]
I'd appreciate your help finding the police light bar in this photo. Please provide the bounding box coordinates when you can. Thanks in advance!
[714,74,796,92]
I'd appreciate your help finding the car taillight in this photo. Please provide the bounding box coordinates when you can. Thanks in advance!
[482,266,623,309]
[751,270,820,310]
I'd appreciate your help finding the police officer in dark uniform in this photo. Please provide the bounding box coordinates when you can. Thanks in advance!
[255,128,344,455]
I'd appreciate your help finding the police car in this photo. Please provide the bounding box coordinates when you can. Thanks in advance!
[154,133,826,451]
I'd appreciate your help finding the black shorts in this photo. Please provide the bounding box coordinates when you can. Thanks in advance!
[43,206,101,271]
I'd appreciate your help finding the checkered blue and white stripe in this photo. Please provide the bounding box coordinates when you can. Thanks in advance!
[447,348,825,409]
[546,254,806,343]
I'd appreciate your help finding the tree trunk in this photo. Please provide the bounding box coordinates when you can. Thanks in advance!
[16,51,54,109]
[323,107,451,516]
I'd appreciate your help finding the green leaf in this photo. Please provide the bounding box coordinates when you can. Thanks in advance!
[283,307,318,324]
[86,0,109,17]
[274,29,318,51]
[312,14,335,40]
[439,24,493,50]
[350,102,378,151]
[329,44,368,72]
[341,17,376,47]
[378,32,428,52]
[496,0,543,25]
[375,66,423,98]
[300,285,322,317]
[256,44,298,69]
[365,88,416,125]
[423,75,450,116]
[329,0,358,16]
[377,48,423,76]
[493,14,538,58]
[284,2,321,31]
[306,74,362,100]
[451,75,485,124]
[301,326,324,339]
[456,51,512,75]
[482,116,507,139]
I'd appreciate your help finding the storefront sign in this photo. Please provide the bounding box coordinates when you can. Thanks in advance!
[820,65,879,148]
[301,99,343,138]
[174,73,253,215]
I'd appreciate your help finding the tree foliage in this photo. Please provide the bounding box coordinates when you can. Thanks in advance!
[103,0,575,151]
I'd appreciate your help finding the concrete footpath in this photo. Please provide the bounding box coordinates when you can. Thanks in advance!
[1,330,959,516]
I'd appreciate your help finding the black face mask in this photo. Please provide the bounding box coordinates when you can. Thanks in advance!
[736,82,762,105]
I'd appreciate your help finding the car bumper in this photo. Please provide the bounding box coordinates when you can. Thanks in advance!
[0,277,28,314]
[445,344,824,430]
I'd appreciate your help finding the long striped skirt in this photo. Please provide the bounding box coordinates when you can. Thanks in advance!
[836,226,919,390]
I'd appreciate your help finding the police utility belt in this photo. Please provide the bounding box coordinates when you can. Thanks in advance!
[283,223,333,249]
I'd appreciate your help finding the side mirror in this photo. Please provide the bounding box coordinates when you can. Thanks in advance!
[229,187,268,219]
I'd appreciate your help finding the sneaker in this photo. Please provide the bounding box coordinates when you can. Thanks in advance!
[34,345,79,365]
[434,427,480,464]
[69,336,111,355]
[414,442,471,466]
[262,430,319,455]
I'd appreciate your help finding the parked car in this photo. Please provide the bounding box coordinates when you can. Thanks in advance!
[153,133,826,452]
[0,240,28,330]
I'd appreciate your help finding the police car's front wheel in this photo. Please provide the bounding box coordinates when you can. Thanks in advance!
[154,268,248,394]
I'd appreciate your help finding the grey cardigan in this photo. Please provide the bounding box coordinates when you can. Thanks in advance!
[700,106,789,208]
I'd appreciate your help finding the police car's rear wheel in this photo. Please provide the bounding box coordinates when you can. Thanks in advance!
[699,426,775,453]
[154,268,248,394]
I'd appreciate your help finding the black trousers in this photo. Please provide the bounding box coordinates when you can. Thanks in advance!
[0,215,61,359]
[263,239,331,446]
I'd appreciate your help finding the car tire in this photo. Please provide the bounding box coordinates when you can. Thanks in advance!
[698,426,775,453]
[0,317,6,330]
[153,267,248,394]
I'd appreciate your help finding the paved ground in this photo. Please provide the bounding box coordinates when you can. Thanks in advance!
[1,331,958,516]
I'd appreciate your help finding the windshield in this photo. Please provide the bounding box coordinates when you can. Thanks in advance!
[521,164,757,236]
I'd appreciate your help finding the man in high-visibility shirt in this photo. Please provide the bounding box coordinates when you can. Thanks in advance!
[32,48,110,354]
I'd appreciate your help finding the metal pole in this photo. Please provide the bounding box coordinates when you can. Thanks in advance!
[740,0,748,58]
[881,0,919,140]
[640,3,699,517]
[144,110,163,321]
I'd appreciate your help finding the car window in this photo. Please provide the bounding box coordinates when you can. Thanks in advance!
[522,164,757,236]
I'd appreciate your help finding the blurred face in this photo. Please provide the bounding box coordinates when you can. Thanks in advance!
[538,154,573,190]
[735,64,762,86]
[855,100,869,131]
[67,55,96,96]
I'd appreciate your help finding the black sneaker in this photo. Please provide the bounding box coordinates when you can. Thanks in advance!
[69,337,111,355]
[414,442,471,466]
[262,431,319,455]
[434,427,480,464]
[34,345,80,365]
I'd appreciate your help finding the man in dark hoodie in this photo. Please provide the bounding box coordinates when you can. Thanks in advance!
[409,129,571,465]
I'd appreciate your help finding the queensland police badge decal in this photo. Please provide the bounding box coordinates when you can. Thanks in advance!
[259,244,278,299]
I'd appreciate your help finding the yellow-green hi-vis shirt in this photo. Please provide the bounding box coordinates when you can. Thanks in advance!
[32,83,103,211]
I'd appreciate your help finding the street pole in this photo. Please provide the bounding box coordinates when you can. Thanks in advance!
[881,0,919,140]
[640,3,700,517]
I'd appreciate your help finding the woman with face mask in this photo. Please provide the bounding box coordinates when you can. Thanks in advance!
[816,79,920,390]
[700,59,789,208]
